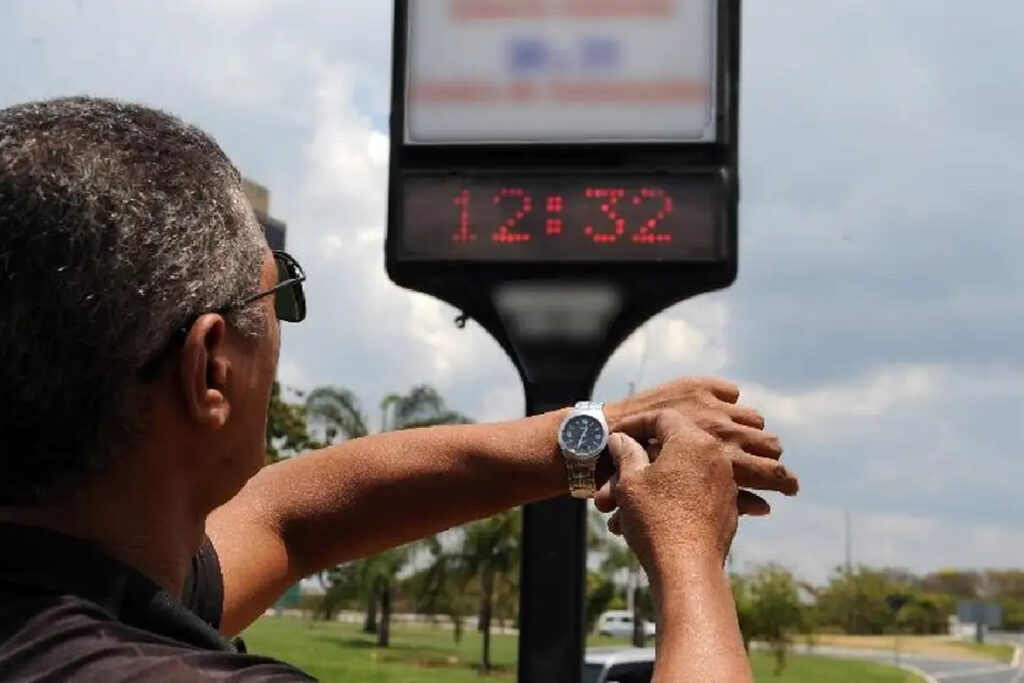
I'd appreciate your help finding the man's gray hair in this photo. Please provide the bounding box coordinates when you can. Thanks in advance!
[0,96,267,505]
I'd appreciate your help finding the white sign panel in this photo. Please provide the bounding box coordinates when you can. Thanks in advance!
[405,0,719,144]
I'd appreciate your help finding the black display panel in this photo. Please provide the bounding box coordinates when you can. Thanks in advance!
[399,174,724,262]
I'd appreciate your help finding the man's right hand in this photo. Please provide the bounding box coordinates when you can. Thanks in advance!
[600,409,771,682]
[597,410,798,590]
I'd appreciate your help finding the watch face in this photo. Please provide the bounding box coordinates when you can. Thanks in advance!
[560,414,607,458]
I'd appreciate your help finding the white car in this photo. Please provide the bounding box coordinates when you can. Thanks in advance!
[583,647,656,683]
[596,611,656,639]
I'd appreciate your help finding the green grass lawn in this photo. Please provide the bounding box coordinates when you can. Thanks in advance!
[242,617,922,682]
[951,640,1016,663]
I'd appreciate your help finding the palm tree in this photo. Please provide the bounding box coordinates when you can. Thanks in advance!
[305,386,369,444]
[378,385,473,431]
[305,384,471,647]
[266,382,318,463]
[411,534,475,644]
[589,504,651,648]
[420,510,520,671]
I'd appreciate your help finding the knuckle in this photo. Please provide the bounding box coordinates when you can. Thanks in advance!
[697,391,721,412]
[768,460,789,481]
[695,410,729,434]
[712,450,736,477]
[693,429,721,452]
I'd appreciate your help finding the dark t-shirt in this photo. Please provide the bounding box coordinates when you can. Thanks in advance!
[0,523,315,682]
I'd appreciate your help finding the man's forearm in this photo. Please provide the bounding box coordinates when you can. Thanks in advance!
[651,558,753,683]
[243,409,569,578]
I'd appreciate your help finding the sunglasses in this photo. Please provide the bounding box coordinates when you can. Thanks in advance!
[236,251,307,324]
[138,250,307,382]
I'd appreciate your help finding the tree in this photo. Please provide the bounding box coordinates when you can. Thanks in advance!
[981,570,1024,602]
[897,591,954,635]
[266,382,317,463]
[585,507,625,635]
[917,569,979,600]
[316,563,362,622]
[304,386,368,445]
[585,571,619,635]
[420,510,520,671]
[379,385,473,431]
[816,566,905,635]
[730,574,756,652]
[305,384,471,647]
[747,565,807,675]
[601,539,649,646]
[588,506,651,646]
[409,539,475,644]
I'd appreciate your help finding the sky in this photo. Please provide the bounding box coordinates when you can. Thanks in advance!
[2,0,1023,584]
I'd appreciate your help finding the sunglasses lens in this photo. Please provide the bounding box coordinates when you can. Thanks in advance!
[273,254,306,322]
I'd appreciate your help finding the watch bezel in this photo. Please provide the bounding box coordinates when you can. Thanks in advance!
[558,406,610,462]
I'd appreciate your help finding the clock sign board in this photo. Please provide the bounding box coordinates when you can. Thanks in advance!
[384,2,742,683]
[404,0,719,144]
[399,173,724,263]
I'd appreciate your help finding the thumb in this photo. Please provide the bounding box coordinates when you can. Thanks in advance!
[608,432,650,479]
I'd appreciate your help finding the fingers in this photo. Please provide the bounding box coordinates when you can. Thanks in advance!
[607,409,797,495]
[724,403,766,430]
[704,378,740,404]
[731,450,800,496]
[611,410,696,447]
[594,473,618,513]
[738,490,771,517]
[615,408,782,462]
[607,433,651,479]
[700,417,782,460]
[608,509,622,536]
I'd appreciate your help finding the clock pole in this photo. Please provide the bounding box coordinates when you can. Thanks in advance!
[385,2,742,682]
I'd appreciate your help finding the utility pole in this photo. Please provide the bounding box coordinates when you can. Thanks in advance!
[845,509,852,576]
[845,510,853,634]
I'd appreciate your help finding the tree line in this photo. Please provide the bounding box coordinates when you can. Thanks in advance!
[266,382,1024,673]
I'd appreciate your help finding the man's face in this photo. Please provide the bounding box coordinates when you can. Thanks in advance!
[174,245,283,509]
[234,248,282,476]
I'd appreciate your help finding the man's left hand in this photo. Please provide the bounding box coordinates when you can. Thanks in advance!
[598,377,798,516]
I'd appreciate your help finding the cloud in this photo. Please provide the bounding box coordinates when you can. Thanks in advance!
[2,0,1023,583]
[734,498,1024,584]
[744,364,943,428]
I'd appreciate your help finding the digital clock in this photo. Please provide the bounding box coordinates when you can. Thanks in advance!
[398,174,724,262]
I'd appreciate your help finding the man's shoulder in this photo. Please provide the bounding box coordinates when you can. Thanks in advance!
[0,589,314,682]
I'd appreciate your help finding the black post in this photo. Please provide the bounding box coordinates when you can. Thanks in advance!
[518,381,594,683]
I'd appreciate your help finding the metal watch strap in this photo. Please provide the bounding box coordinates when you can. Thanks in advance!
[566,459,597,499]
[564,400,603,499]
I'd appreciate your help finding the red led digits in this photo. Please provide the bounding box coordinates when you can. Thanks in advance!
[585,187,627,243]
[448,183,676,251]
[492,188,532,243]
[452,190,475,242]
[631,188,673,244]
[545,194,563,235]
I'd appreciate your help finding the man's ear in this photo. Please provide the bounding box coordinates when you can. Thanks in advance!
[179,314,232,429]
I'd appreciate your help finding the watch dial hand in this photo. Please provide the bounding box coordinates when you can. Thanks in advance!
[576,423,589,451]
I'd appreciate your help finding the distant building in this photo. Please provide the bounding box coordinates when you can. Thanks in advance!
[243,178,287,251]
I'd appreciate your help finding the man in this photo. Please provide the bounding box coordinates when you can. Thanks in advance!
[0,97,799,682]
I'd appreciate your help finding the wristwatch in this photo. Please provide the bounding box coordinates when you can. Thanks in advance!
[557,401,610,499]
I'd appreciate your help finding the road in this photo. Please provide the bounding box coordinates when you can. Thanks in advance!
[791,643,1024,683]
